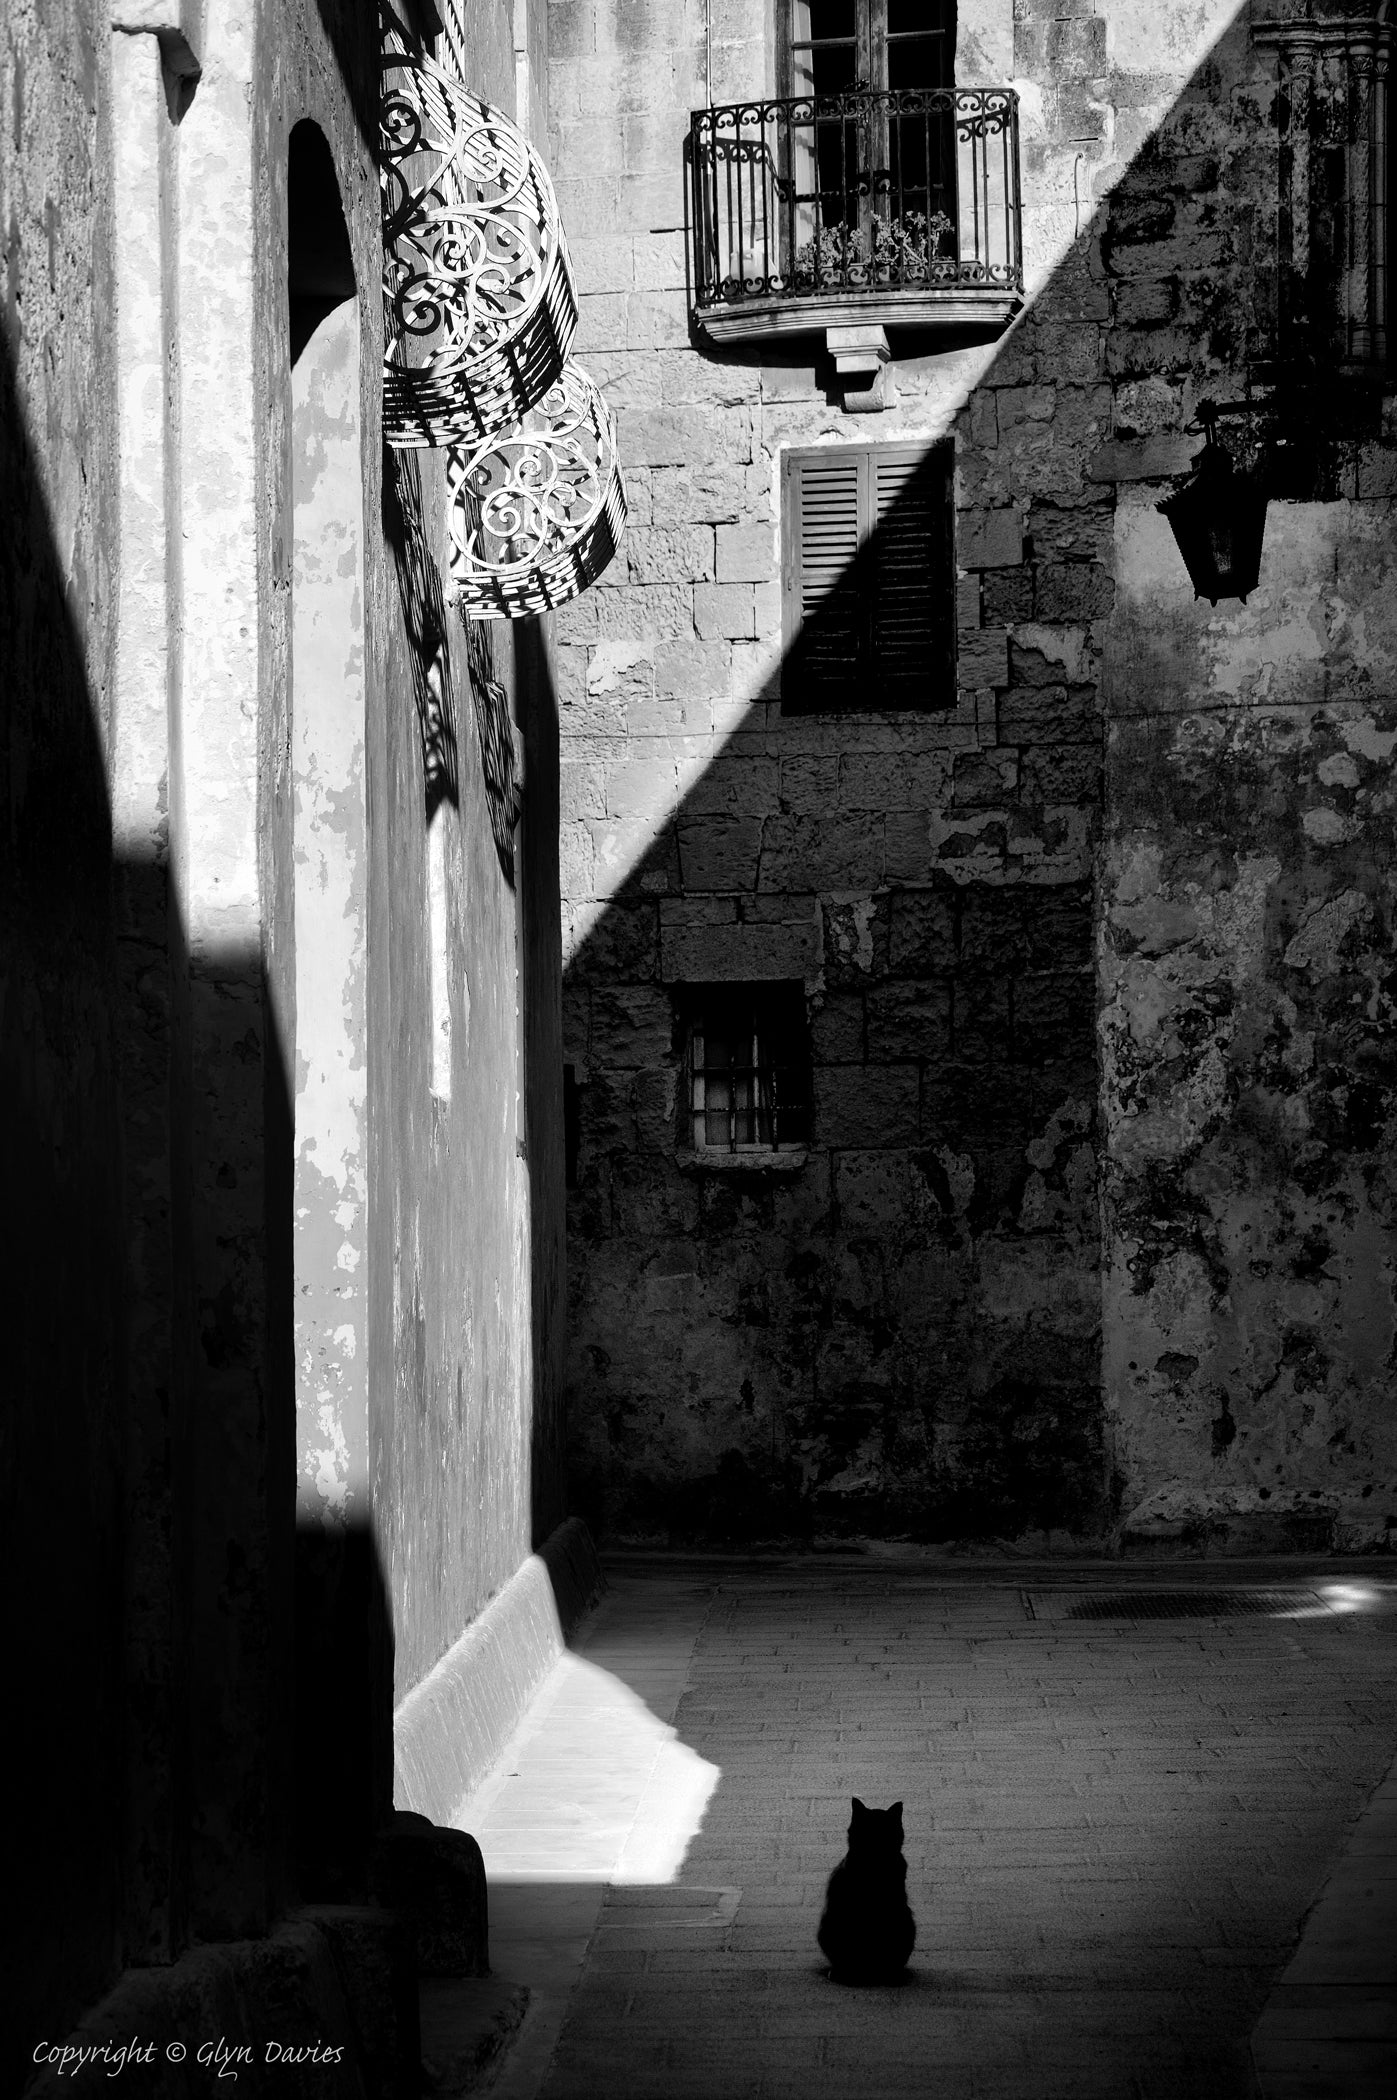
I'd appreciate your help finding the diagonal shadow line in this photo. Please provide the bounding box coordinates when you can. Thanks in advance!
[554,0,1353,1546]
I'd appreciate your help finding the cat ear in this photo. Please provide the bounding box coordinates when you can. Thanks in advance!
[851,1797,866,1816]
[889,1802,903,1822]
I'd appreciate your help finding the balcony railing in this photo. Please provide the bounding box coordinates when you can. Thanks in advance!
[687,86,1023,343]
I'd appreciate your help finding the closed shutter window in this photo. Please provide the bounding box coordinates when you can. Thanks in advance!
[780,440,955,712]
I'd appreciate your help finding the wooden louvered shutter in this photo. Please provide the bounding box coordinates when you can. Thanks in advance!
[871,444,955,702]
[782,450,864,702]
[781,441,955,713]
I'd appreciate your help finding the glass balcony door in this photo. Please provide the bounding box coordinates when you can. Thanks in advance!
[785,1,955,284]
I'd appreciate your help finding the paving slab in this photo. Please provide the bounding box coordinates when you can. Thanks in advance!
[455,1558,1397,2100]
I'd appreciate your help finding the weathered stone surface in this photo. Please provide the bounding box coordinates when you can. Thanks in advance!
[816,1064,921,1149]
[715,522,776,583]
[371,1813,488,1979]
[550,0,1397,1556]
[866,981,953,1060]
[693,581,757,640]
[676,814,763,891]
[960,508,1024,569]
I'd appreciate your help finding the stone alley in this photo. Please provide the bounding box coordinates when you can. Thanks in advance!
[11,2,1397,2096]
[466,1560,1397,2100]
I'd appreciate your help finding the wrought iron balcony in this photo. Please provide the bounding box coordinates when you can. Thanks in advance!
[445,363,626,618]
[380,0,577,448]
[686,86,1023,344]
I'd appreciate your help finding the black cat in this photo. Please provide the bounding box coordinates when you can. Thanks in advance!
[817,1797,917,1984]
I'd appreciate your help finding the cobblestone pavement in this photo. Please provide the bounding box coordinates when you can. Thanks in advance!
[463,1559,1397,2100]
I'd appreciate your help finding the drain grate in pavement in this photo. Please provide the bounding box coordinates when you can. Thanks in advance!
[1028,1588,1325,1622]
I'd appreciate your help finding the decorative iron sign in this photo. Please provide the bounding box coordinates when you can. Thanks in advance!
[380,1,577,447]
[444,362,626,617]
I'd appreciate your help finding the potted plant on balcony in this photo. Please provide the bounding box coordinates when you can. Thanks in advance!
[795,209,954,290]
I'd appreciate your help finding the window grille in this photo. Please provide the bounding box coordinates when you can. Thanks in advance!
[686,986,810,1152]
[780,439,955,711]
[1254,12,1392,368]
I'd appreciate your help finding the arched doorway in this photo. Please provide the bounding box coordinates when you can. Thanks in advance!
[287,118,384,1894]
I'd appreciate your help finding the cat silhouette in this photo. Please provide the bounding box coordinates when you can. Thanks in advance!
[817,1797,917,1985]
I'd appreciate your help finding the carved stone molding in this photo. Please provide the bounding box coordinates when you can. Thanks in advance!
[444,362,626,618]
[380,0,577,447]
[1254,6,1391,366]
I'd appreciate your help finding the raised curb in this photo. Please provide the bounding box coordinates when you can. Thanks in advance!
[392,1518,604,1827]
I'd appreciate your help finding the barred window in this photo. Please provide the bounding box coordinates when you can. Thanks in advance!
[685,985,810,1152]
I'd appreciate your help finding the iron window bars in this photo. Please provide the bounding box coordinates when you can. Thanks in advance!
[689,989,810,1152]
[686,86,1022,336]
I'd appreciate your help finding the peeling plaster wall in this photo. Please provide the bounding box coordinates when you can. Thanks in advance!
[369,3,568,1707]
[1104,500,1397,1551]
[550,0,1397,1546]
[1090,6,1397,1555]
[5,0,566,2075]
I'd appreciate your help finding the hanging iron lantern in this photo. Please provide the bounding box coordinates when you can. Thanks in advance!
[1157,402,1270,605]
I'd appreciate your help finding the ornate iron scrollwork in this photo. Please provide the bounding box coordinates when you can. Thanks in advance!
[380,0,577,447]
[687,85,1022,323]
[444,362,626,618]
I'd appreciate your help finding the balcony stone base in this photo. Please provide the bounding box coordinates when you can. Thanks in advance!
[827,324,894,412]
[695,285,1021,347]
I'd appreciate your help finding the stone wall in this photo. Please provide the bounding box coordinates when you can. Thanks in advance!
[3,0,126,2071]
[548,0,1121,1541]
[5,0,568,2080]
[550,0,1397,1547]
[1088,8,1397,1554]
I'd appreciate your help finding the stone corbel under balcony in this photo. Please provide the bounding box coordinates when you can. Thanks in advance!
[827,324,895,412]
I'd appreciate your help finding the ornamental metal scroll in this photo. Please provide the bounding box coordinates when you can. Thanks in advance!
[687,85,1022,311]
[380,0,577,447]
[444,362,626,618]
[463,615,521,881]
[383,445,460,819]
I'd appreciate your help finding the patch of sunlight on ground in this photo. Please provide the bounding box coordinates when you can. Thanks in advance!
[453,1651,721,1885]
[1275,1579,1397,1621]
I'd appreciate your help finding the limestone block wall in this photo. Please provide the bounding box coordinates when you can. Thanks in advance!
[550,0,1397,1545]
[548,0,1126,1540]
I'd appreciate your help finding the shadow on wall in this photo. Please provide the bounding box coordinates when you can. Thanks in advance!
[562,432,1102,1546]
[384,447,462,823]
[561,241,1110,1545]
[2,308,394,2092]
[3,320,127,2091]
[559,0,1397,1550]
[381,444,569,1549]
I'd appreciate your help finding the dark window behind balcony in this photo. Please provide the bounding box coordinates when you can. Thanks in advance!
[785,1,955,249]
[687,7,1019,342]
